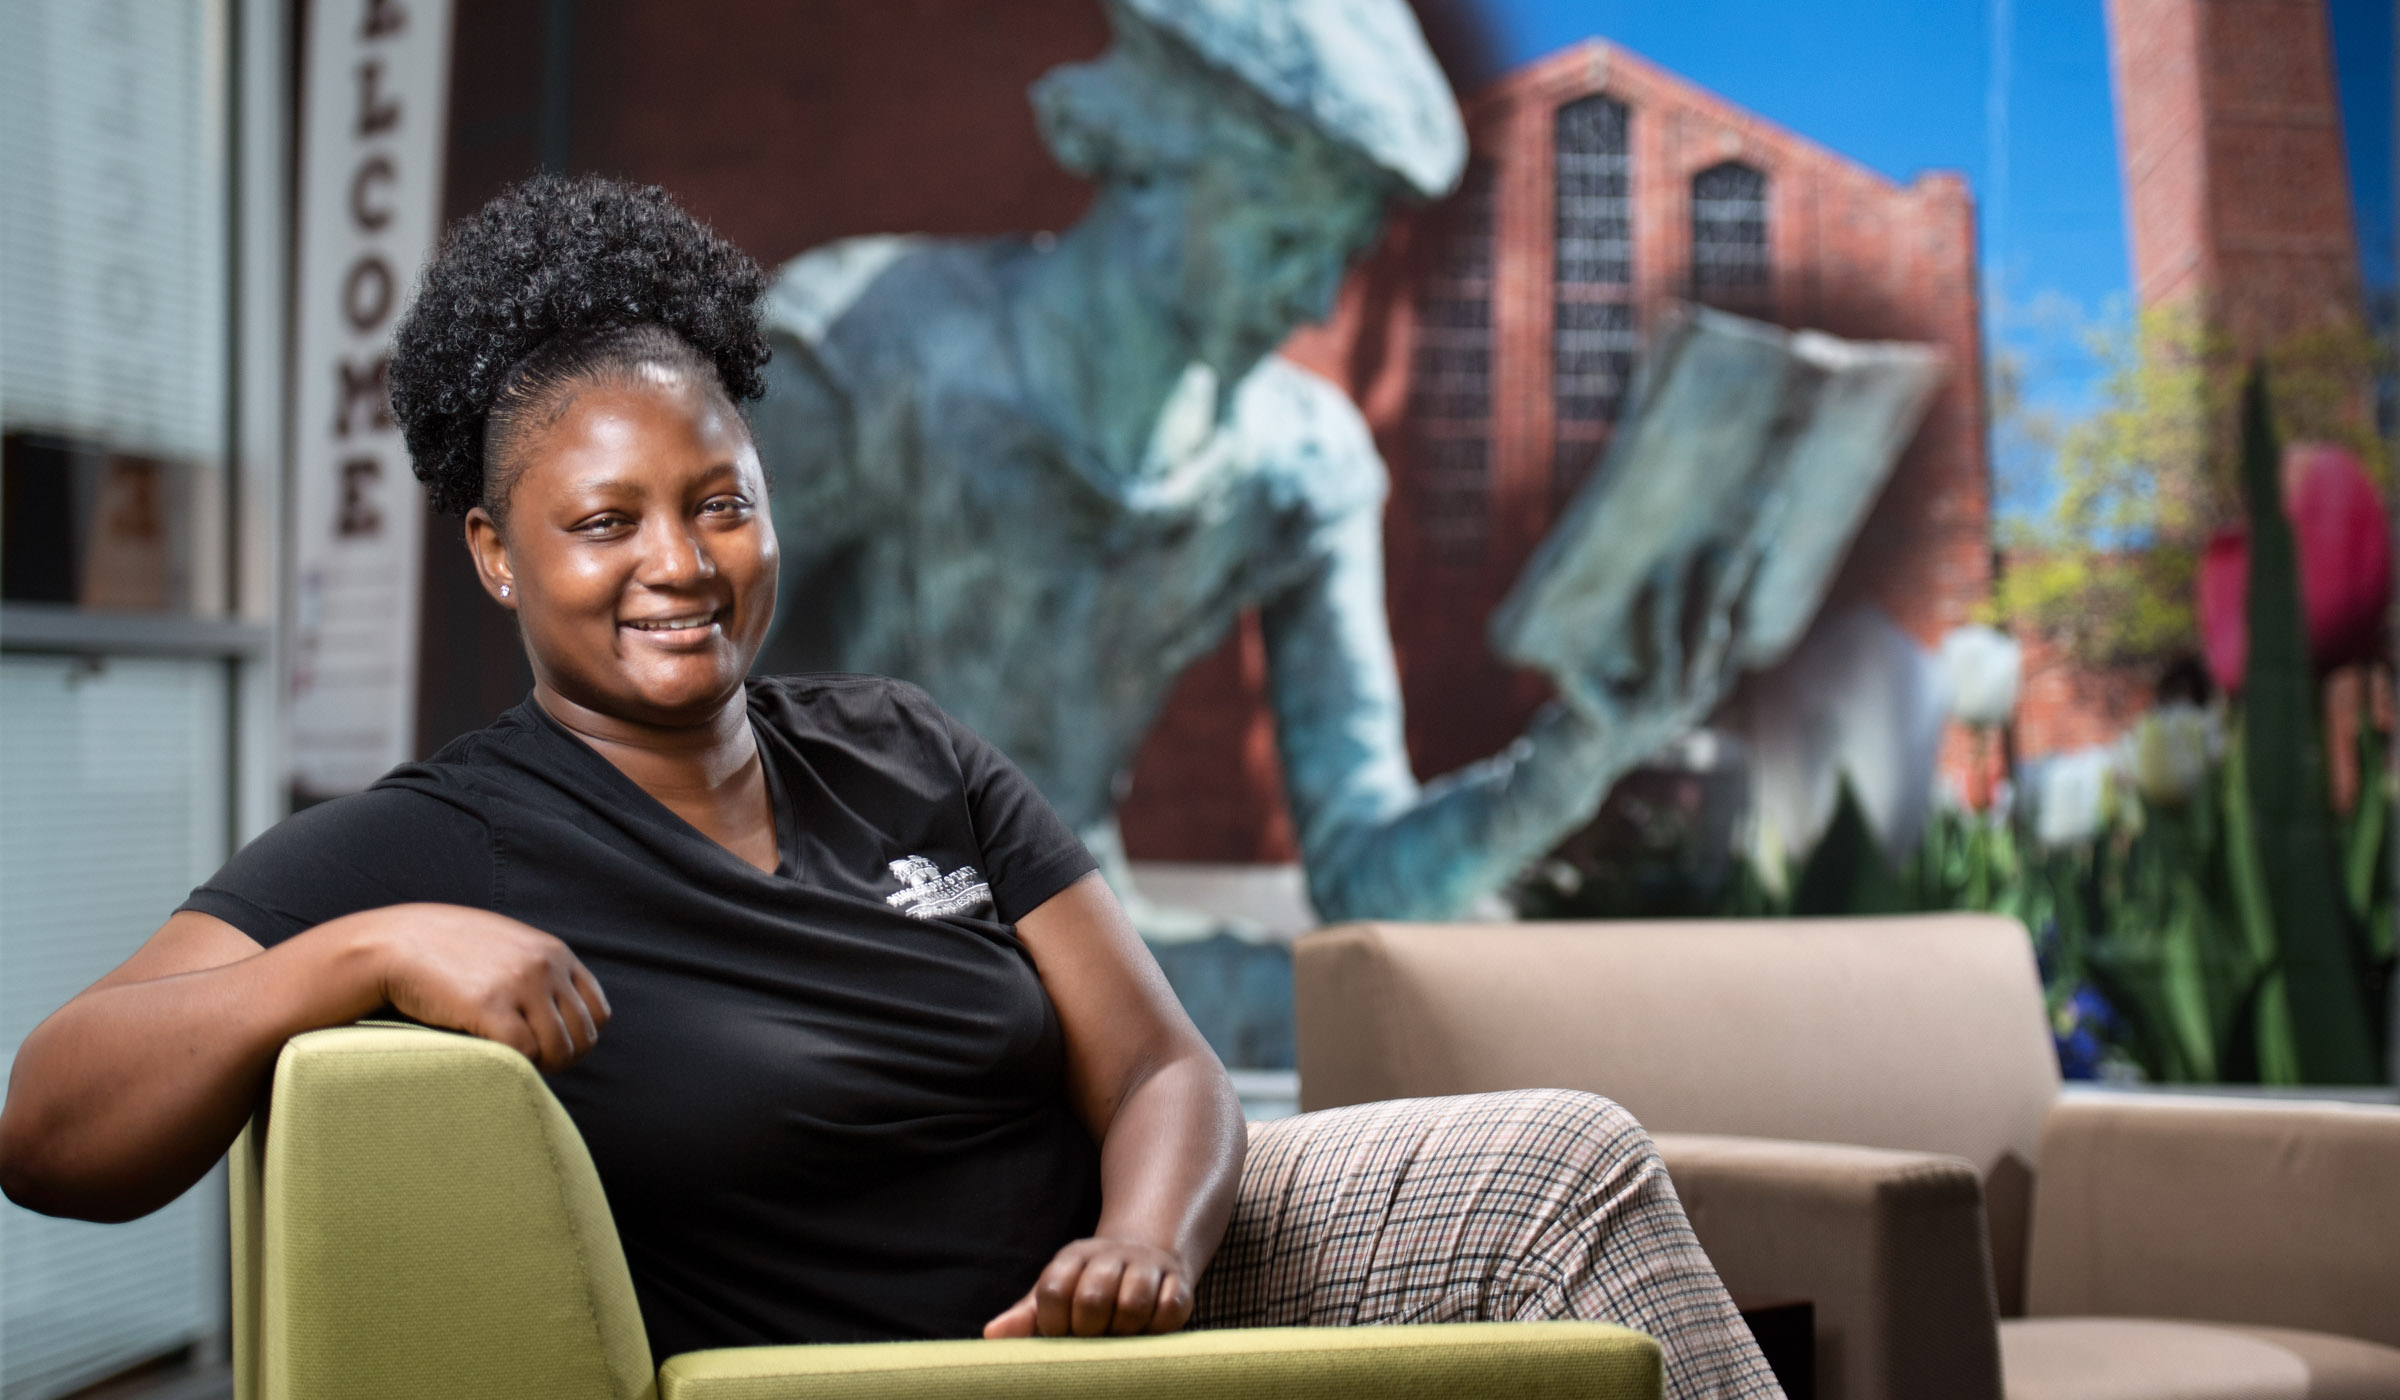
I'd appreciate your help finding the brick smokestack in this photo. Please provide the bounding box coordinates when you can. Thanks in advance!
[2106,0,2366,349]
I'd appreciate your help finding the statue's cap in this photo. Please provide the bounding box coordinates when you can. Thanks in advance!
[1110,0,1467,198]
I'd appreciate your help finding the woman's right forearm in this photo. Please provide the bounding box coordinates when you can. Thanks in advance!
[0,913,395,1222]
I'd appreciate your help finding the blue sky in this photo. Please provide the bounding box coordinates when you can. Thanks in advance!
[1465,0,2394,522]
[2330,0,2394,292]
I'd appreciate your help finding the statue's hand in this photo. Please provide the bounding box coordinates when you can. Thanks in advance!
[1555,537,1761,763]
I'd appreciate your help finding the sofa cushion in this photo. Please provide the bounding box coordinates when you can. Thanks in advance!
[2000,1318,2400,1400]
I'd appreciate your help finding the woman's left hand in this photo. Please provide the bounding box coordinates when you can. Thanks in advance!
[989,873,1239,1340]
[983,1236,1196,1338]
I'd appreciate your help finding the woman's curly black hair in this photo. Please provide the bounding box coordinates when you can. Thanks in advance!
[389,175,770,517]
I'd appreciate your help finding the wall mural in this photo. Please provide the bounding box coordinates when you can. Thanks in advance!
[420,0,2395,1085]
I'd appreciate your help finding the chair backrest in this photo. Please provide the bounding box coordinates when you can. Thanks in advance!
[1294,916,2060,1302]
[230,1024,656,1400]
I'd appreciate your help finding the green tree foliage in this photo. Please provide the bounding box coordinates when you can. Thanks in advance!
[1994,304,2385,666]
[1994,305,2216,664]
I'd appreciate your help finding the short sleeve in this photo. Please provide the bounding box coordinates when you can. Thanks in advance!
[943,714,1098,923]
[178,786,495,947]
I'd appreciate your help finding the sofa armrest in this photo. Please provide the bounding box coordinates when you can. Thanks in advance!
[1655,1133,2002,1400]
[658,1323,1661,1400]
[2024,1093,2400,1349]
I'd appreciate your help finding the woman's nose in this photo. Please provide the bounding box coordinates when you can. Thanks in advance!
[635,516,714,586]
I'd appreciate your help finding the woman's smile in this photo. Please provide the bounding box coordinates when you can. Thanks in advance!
[621,606,729,643]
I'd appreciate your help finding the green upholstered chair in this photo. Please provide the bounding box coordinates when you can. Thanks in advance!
[230,1023,1662,1400]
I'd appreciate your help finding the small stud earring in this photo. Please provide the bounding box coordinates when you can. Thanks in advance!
[499,584,511,598]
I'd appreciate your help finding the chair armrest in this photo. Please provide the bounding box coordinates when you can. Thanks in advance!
[1655,1133,2002,1400]
[2025,1093,2400,1349]
[658,1323,1661,1400]
[248,1025,656,1400]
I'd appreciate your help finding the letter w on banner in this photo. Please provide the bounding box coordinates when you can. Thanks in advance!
[287,0,454,801]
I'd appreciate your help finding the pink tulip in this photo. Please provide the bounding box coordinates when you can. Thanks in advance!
[2286,443,2392,670]
[2199,528,2249,692]
[2196,443,2393,692]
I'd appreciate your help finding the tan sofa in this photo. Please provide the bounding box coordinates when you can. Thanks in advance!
[1294,915,2400,1400]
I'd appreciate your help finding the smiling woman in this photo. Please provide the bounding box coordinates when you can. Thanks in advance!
[0,176,1244,1356]
[0,175,1778,1399]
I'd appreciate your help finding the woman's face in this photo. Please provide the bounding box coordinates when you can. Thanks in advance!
[467,367,778,727]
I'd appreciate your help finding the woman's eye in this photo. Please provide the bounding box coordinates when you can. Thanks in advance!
[574,514,629,534]
[701,496,751,517]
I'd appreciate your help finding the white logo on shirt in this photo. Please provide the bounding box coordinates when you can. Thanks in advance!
[885,854,994,920]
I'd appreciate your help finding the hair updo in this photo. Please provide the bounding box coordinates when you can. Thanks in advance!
[389,175,771,518]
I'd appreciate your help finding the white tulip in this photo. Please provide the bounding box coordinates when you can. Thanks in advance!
[2128,702,2217,807]
[1737,605,1951,890]
[2034,746,2115,848]
[1937,624,2023,728]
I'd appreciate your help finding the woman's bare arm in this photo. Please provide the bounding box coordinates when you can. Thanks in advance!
[0,905,609,1222]
[986,871,1245,1338]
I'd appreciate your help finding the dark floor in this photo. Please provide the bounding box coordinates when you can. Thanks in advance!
[61,1351,230,1400]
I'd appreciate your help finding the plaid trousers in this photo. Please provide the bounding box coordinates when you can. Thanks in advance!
[1193,1089,1783,1400]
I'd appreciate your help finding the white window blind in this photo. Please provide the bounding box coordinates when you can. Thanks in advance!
[0,1,237,1394]
[0,0,230,463]
[0,656,229,1399]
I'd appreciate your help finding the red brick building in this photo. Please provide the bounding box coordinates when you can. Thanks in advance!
[2011,620,2159,760]
[1123,41,1993,859]
[2107,0,2365,354]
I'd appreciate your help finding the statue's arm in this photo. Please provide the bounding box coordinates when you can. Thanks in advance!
[1261,507,1631,923]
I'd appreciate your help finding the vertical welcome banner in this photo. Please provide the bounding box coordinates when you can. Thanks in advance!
[288,0,452,800]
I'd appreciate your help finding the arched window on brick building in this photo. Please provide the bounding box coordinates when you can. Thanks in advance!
[1407,160,1496,563]
[1690,160,1771,315]
[1551,95,1636,496]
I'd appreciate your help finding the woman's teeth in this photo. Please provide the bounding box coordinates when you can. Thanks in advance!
[625,614,715,632]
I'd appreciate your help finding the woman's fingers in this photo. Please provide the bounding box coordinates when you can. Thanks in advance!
[1071,1254,1127,1336]
[1109,1262,1160,1335]
[570,963,612,1028]
[554,969,600,1053]
[983,1293,1038,1339]
[374,912,610,1068]
[490,1007,543,1062]
[556,989,598,1057]
[1031,1252,1084,1337]
[521,993,575,1070]
[1151,1272,1193,1333]
[1014,1243,1192,1339]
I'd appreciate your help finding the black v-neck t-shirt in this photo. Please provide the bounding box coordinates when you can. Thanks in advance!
[181,675,1103,1357]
